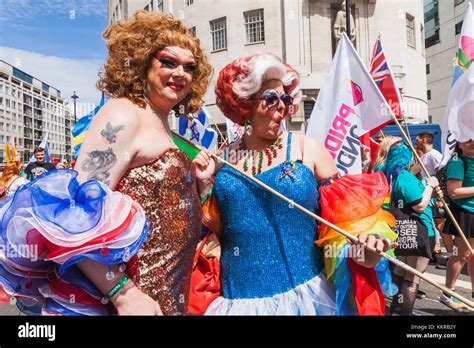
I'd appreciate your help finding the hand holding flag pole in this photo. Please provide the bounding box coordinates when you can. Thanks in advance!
[172,130,474,309]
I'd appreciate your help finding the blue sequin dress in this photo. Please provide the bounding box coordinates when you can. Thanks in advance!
[205,133,337,315]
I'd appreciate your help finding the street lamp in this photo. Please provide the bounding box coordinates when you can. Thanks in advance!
[71,91,79,124]
[345,0,351,36]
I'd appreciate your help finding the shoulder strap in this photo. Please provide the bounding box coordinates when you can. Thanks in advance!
[192,233,210,268]
[286,132,293,161]
[5,176,19,192]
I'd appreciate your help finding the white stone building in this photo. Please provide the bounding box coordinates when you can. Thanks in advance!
[108,0,429,142]
[424,0,470,125]
[0,60,73,163]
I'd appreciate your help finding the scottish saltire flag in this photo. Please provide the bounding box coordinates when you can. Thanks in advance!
[28,133,49,163]
[178,107,218,151]
[72,93,106,160]
[441,3,474,167]
[305,33,394,174]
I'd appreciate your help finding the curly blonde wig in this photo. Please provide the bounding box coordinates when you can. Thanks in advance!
[97,10,212,114]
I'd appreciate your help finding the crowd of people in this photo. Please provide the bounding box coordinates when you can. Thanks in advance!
[0,147,62,200]
[0,10,472,316]
[371,131,474,314]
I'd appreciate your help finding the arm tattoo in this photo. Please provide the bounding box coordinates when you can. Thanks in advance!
[100,122,125,144]
[81,148,117,186]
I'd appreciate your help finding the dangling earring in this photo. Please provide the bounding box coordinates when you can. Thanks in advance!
[245,120,253,136]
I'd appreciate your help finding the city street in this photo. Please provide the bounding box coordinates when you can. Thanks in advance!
[1,260,472,317]
[387,262,473,316]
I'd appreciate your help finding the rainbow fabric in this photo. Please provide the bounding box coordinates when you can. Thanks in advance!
[0,170,149,315]
[316,172,397,314]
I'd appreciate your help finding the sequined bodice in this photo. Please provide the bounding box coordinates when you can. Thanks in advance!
[214,133,323,299]
[116,148,201,315]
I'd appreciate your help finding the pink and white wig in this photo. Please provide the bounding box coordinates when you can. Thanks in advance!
[215,52,301,125]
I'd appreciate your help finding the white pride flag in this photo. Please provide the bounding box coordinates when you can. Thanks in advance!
[305,33,394,174]
[440,3,474,167]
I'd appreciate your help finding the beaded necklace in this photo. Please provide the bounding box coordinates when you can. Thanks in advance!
[239,136,283,176]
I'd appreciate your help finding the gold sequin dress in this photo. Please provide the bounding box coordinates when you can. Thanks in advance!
[116,148,201,315]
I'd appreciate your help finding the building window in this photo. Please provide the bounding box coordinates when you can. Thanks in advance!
[158,0,163,11]
[186,0,194,6]
[421,23,425,56]
[406,14,416,48]
[427,90,431,100]
[189,26,196,37]
[455,0,465,6]
[424,0,440,48]
[426,64,430,74]
[244,9,265,44]
[210,17,227,52]
[455,21,463,35]
[303,100,315,120]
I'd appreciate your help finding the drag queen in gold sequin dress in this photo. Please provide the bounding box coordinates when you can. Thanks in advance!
[0,11,212,316]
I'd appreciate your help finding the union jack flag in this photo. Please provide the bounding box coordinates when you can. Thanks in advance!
[360,36,403,172]
[370,41,390,87]
[369,37,402,119]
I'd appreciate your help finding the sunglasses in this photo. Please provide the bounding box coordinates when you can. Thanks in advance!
[155,52,197,74]
[252,90,294,110]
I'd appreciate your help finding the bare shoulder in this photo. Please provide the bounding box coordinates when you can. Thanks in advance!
[299,134,327,161]
[300,134,338,180]
[75,98,142,187]
[92,98,141,132]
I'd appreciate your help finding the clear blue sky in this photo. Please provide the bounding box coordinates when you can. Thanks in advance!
[0,0,108,106]
[0,0,107,60]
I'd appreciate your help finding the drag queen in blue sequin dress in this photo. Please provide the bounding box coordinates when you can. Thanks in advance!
[193,52,398,315]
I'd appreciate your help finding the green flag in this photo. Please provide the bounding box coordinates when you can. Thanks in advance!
[172,133,200,160]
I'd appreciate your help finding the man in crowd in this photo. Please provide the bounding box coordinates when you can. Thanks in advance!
[24,147,56,181]
[415,131,443,177]
[415,131,450,274]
